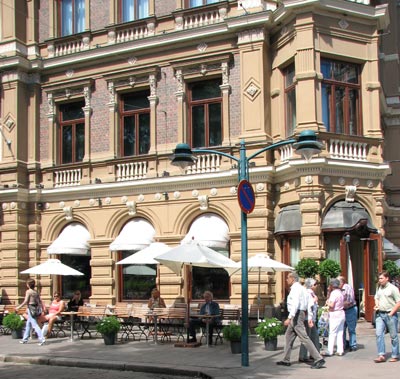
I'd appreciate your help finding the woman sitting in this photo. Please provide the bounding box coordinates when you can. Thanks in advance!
[42,292,65,338]
[68,290,83,312]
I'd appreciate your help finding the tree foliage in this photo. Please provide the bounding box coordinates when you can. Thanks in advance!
[295,258,319,279]
[383,260,400,280]
[318,259,341,279]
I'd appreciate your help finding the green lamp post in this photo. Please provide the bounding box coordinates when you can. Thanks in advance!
[170,130,323,367]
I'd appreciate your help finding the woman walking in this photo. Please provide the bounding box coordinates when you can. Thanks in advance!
[15,278,46,345]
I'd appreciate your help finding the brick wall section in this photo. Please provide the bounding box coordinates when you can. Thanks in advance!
[155,0,177,17]
[90,0,109,30]
[156,66,178,146]
[229,53,241,138]
[39,91,49,160]
[38,1,49,42]
[91,78,110,153]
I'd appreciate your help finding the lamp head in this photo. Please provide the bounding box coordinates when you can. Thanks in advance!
[170,143,197,170]
[293,130,323,162]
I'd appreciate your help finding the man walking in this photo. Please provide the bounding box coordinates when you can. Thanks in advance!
[277,272,326,369]
[338,276,358,351]
[373,270,400,363]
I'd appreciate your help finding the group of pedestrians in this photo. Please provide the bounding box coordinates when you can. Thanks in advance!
[278,269,400,369]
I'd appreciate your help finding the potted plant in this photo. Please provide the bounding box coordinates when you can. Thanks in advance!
[2,312,25,339]
[95,315,121,345]
[222,323,242,354]
[255,317,285,351]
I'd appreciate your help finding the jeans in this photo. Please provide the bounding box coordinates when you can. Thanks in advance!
[22,309,44,342]
[375,312,399,358]
[343,306,358,348]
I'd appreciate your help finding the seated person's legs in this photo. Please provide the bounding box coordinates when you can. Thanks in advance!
[188,318,202,342]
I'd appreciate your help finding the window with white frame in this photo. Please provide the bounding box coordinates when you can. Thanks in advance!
[120,0,149,22]
[58,0,85,37]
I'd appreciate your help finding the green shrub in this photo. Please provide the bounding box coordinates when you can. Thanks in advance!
[295,258,319,279]
[96,316,121,334]
[2,312,24,330]
[383,260,400,280]
[222,323,241,342]
[318,259,341,280]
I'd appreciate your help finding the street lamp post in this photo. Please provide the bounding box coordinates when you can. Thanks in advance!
[170,130,323,367]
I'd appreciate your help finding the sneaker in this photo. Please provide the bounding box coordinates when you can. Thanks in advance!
[42,323,49,337]
[38,339,46,346]
[276,361,291,367]
[19,340,28,344]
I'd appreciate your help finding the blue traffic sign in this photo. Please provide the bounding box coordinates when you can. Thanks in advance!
[237,180,255,214]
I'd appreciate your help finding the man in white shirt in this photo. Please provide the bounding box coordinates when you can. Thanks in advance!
[277,272,325,369]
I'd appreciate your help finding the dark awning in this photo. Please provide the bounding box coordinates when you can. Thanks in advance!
[321,201,377,233]
[274,204,301,235]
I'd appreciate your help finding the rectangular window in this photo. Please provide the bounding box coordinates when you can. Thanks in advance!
[121,0,149,22]
[120,90,150,156]
[284,63,296,137]
[186,0,219,7]
[188,79,222,148]
[119,251,156,300]
[321,59,361,135]
[59,0,85,37]
[59,101,85,164]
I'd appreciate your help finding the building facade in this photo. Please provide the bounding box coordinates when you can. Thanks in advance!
[0,0,397,321]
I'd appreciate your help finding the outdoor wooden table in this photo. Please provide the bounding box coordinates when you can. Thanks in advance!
[190,314,218,347]
[145,310,167,345]
[61,311,79,342]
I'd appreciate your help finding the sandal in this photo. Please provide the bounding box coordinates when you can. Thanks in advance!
[389,358,398,362]
[374,356,386,363]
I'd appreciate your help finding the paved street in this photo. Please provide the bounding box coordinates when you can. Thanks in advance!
[0,320,399,378]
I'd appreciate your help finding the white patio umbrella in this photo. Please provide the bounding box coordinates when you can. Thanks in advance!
[232,253,294,319]
[116,242,171,265]
[20,258,84,276]
[155,240,238,343]
[155,241,238,276]
[122,265,156,276]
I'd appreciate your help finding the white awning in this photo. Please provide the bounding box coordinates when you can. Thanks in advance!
[47,223,90,256]
[181,213,229,249]
[383,238,400,259]
[109,218,155,251]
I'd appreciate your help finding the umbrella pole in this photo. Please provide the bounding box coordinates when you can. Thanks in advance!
[186,264,191,342]
[257,268,261,320]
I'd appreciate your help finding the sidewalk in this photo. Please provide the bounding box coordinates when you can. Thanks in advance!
[0,320,398,378]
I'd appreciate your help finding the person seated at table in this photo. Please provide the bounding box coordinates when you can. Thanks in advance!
[42,292,65,338]
[68,290,84,312]
[148,288,166,310]
[188,291,220,345]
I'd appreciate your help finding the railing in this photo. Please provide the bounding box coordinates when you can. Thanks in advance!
[47,35,90,58]
[279,145,294,162]
[116,161,148,181]
[328,139,368,161]
[175,5,227,31]
[108,21,155,44]
[54,168,82,187]
[186,154,221,175]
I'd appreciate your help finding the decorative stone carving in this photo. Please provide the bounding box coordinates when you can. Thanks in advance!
[105,197,111,205]
[89,199,96,206]
[128,57,137,65]
[230,186,237,195]
[197,43,208,52]
[59,201,65,208]
[66,69,74,78]
[121,196,128,203]
[63,206,73,220]
[338,177,346,186]
[137,194,145,202]
[210,188,218,196]
[155,193,162,201]
[256,183,265,191]
[345,186,357,202]
[74,200,80,207]
[305,176,313,184]
[149,74,156,97]
[126,201,136,216]
[173,191,181,199]
[198,195,209,210]
[192,190,199,197]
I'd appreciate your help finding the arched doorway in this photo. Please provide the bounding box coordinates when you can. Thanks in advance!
[322,201,383,321]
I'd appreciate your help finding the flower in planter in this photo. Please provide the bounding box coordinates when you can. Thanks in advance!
[255,317,285,341]
[96,315,121,335]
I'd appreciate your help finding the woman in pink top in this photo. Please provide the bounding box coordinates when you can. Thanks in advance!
[323,278,345,356]
[42,292,65,337]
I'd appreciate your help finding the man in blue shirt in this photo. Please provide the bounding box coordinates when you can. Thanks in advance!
[188,291,220,345]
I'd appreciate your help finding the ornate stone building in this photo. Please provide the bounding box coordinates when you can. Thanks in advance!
[0,0,397,321]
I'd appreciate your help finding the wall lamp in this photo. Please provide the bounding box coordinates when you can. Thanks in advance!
[94,178,102,184]
[163,192,169,201]
[170,130,323,367]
